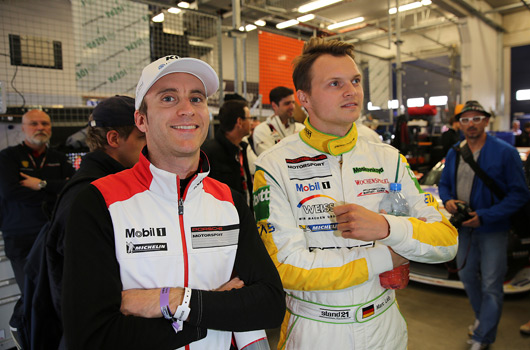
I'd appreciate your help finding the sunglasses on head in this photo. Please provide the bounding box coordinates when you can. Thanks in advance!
[460,116,486,124]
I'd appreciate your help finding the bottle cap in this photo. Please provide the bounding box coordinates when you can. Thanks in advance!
[389,183,401,191]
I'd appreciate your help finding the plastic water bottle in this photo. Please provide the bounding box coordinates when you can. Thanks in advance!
[378,182,410,290]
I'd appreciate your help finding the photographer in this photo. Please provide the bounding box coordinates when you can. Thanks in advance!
[439,100,530,350]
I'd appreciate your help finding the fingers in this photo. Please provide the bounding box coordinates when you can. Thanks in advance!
[19,172,29,178]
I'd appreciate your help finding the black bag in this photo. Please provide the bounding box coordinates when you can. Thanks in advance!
[455,142,530,239]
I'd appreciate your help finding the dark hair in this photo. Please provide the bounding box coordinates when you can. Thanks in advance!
[269,86,294,106]
[218,100,248,133]
[292,37,356,94]
[85,115,137,152]
[224,93,247,102]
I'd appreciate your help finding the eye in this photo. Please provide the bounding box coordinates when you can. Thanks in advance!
[330,81,339,87]
[190,96,204,103]
[353,77,362,84]
[161,95,175,102]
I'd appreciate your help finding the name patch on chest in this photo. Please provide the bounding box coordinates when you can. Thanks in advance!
[191,224,239,249]
[286,155,331,180]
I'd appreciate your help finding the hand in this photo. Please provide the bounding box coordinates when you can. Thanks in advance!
[214,277,244,291]
[19,172,41,191]
[462,211,480,228]
[444,199,466,215]
[389,247,409,268]
[334,203,389,241]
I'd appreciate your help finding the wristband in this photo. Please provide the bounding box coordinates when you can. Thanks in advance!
[160,287,183,333]
[175,287,192,321]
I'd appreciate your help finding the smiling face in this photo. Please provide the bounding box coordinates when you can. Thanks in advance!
[134,72,210,172]
[272,94,295,123]
[297,54,364,137]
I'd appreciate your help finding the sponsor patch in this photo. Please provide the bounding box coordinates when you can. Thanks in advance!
[125,227,166,238]
[191,224,239,249]
[352,166,384,174]
[357,187,387,197]
[258,222,275,236]
[253,185,271,222]
[286,155,331,180]
[319,308,352,320]
[354,178,389,186]
[126,242,167,254]
[295,181,331,192]
[299,223,338,232]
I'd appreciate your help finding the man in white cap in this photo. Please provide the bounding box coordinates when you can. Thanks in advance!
[62,56,285,350]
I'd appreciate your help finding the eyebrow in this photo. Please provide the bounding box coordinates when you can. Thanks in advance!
[155,88,206,97]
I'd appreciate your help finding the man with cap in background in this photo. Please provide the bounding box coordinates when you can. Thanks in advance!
[62,56,285,350]
[439,100,530,350]
[13,95,145,350]
[202,99,254,210]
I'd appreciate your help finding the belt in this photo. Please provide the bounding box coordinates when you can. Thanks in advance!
[286,289,395,324]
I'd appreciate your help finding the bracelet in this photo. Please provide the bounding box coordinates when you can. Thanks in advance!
[160,287,192,333]
[160,287,182,333]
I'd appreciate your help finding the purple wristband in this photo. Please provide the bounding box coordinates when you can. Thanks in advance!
[160,287,182,333]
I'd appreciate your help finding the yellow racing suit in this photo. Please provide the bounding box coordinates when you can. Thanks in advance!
[253,119,458,350]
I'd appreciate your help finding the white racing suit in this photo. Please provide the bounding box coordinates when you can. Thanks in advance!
[253,119,458,350]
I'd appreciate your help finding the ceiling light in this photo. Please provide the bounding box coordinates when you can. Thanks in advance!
[297,14,315,22]
[298,0,343,13]
[389,1,427,14]
[276,19,299,29]
[255,19,266,26]
[429,95,448,106]
[407,97,425,107]
[388,100,399,109]
[327,16,364,30]
[239,26,245,31]
[178,1,190,8]
[516,89,530,101]
[152,13,165,22]
[168,7,181,14]
[245,24,257,31]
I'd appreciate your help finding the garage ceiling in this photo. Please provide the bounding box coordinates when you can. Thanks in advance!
[142,0,529,39]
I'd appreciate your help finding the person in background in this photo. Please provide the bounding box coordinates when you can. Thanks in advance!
[202,99,254,209]
[512,120,522,136]
[355,118,381,143]
[442,116,462,156]
[252,86,304,155]
[439,100,530,350]
[0,109,75,290]
[0,109,75,348]
[515,121,530,147]
[62,55,285,350]
[253,37,457,350]
[18,95,145,350]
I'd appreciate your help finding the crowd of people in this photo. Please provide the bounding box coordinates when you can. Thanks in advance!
[0,38,528,350]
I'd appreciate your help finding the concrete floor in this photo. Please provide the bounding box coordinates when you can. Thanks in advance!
[266,282,530,349]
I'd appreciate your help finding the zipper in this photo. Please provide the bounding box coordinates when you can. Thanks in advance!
[177,176,189,289]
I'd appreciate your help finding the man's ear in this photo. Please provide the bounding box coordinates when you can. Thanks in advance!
[297,90,309,108]
[135,110,147,133]
[106,130,120,149]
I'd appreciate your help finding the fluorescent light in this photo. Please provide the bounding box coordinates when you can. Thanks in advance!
[255,20,266,26]
[245,24,257,31]
[368,102,381,111]
[298,0,342,13]
[178,1,190,8]
[239,26,245,31]
[297,14,315,22]
[152,13,164,22]
[168,7,181,14]
[429,95,448,106]
[327,16,364,30]
[276,19,299,29]
[389,1,427,14]
[516,89,530,101]
[407,97,425,107]
[388,100,399,109]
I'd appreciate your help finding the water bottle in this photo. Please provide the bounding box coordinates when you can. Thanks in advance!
[378,182,410,290]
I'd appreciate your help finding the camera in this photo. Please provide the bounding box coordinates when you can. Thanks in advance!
[449,202,473,228]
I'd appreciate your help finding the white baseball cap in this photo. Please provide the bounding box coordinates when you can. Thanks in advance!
[135,55,219,110]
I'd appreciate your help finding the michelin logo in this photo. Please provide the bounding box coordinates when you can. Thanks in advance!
[126,242,168,254]
[300,223,338,232]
